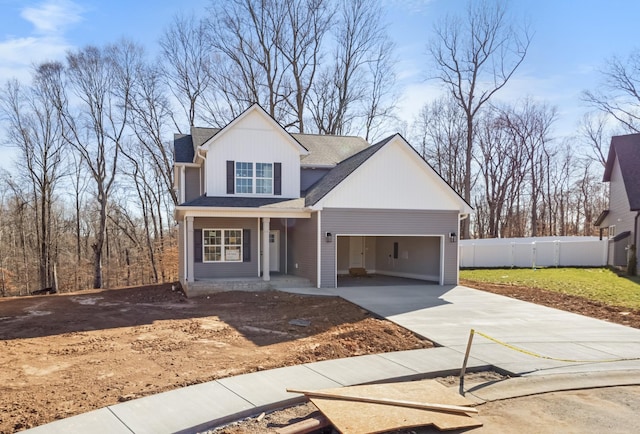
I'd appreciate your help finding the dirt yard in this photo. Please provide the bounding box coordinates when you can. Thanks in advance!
[461,279,640,329]
[0,284,432,433]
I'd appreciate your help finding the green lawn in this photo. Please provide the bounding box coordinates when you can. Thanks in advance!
[460,268,640,309]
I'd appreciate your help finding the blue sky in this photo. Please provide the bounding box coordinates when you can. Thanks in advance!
[0,0,639,167]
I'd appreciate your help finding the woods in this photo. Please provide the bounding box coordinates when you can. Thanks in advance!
[0,0,636,296]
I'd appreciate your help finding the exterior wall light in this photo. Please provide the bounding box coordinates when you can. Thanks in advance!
[449,232,457,243]
[325,232,332,243]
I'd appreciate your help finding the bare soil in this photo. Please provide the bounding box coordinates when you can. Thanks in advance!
[0,284,432,433]
[460,279,640,329]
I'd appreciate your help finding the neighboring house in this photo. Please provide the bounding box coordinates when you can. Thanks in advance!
[173,104,472,294]
[595,133,640,272]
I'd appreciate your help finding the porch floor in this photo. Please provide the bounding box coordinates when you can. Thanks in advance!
[184,274,313,297]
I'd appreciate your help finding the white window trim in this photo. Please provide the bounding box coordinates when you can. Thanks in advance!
[235,161,273,196]
[203,228,243,263]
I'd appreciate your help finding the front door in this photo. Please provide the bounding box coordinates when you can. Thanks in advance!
[269,230,280,272]
[349,236,364,268]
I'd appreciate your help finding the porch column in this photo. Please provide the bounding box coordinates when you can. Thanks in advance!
[262,217,270,281]
[186,216,194,282]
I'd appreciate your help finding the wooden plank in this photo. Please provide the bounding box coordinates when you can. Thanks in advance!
[295,380,482,434]
[275,415,330,434]
[287,388,477,414]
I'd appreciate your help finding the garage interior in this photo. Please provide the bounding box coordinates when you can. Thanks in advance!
[336,235,441,287]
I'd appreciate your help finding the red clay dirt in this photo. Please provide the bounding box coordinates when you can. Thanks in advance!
[0,284,432,433]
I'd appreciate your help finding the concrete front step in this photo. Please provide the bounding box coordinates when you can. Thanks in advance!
[183,276,313,297]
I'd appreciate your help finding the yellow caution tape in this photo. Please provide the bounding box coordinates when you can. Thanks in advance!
[471,329,640,364]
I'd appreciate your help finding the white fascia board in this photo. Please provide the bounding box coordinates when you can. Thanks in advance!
[175,206,312,219]
[174,162,200,168]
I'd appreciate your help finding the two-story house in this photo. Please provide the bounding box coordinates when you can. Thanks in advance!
[173,104,472,295]
[596,133,640,273]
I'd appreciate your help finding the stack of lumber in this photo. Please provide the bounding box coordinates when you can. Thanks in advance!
[280,379,482,434]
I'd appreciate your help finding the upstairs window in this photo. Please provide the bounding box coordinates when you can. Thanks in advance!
[235,162,273,194]
[256,163,273,194]
[235,162,254,193]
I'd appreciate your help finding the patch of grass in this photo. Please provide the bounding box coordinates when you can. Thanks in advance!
[460,267,640,309]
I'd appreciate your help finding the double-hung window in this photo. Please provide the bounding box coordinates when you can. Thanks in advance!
[235,162,273,194]
[235,162,254,194]
[203,229,242,262]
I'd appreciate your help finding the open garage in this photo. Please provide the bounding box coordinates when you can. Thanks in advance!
[336,235,442,287]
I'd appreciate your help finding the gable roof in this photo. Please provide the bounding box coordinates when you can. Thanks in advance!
[304,135,393,206]
[604,133,640,210]
[199,104,309,156]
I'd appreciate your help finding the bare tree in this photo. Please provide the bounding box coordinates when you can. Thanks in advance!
[309,0,395,136]
[427,0,531,238]
[497,99,557,236]
[279,0,333,132]
[0,75,65,291]
[411,96,467,194]
[160,13,213,128]
[583,49,640,133]
[206,0,288,124]
[474,107,526,238]
[43,42,138,289]
[579,112,614,168]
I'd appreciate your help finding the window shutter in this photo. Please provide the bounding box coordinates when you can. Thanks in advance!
[274,162,282,195]
[226,160,235,194]
[194,229,202,263]
[243,229,251,262]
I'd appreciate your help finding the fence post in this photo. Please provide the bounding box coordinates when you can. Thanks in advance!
[531,242,536,269]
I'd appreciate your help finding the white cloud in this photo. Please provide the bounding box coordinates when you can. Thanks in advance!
[0,1,82,84]
[21,0,84,35]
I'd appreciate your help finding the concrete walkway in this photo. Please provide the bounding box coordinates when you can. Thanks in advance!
[24,285,640,434]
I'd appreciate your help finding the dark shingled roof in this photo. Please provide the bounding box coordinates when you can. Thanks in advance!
[180,195,294,208]
[304,135,395,206]
[174,134,194,163]
[594,209,609,227]
[604,134,640,210]
[613,230,631,242]
[174,128,220,163]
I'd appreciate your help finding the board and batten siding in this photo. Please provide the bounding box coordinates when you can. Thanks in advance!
[203,111,301,198]
[287,213,318,285]
[320,208,459,287]
[318,138,464,211]
[193,217,258,279]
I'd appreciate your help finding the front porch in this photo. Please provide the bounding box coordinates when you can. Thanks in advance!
[183,274,314,297]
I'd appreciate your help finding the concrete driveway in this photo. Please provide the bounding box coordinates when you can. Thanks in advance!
[334,285,640,376]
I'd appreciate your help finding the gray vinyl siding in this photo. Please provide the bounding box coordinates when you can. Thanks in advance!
[288,213,318,285]
[374,236,440,280]
[185,167,201,202]
[193,217,258,279]
[320,208,459,287]
[301,167,331,191]
[606,158,636,266]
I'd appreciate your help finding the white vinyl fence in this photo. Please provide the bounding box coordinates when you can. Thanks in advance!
[459,236,608,268]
